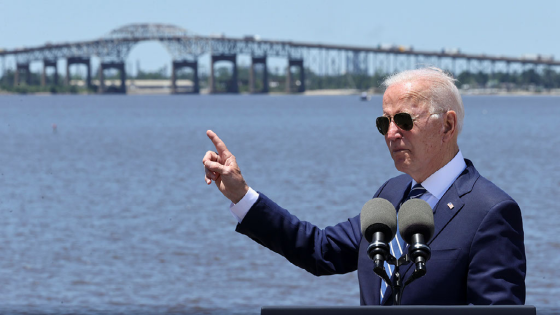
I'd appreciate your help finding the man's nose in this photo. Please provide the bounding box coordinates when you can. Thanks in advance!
[385,121,402,140]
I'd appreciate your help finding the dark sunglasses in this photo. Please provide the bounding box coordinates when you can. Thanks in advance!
[376,113,415,135]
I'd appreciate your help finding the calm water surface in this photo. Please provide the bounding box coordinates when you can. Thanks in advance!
[0,94,557,314]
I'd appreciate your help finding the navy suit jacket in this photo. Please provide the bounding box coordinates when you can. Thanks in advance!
[235,159,526,305]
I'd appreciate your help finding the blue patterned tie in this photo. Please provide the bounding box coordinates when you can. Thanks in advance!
[380,183,427,303]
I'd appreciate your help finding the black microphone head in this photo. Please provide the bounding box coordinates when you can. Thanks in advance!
[360,198,397,243]
[398,199,435,244]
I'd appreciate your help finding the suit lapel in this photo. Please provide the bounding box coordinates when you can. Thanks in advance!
[386,181,411,210]
[429,184,465,245]
[429,159,479,246]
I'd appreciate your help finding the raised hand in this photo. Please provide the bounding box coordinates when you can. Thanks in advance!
[203,130,249,204]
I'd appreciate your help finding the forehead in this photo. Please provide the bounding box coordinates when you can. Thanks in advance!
[382,81,431,114]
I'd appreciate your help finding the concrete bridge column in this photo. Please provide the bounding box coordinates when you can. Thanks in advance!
[98,65,105,93]
[286,58,305,93]
[171,63,176,93]
[66,57,91,89]
[119,63,126,94]
[171,60,199,94]
[285,65,290,93]
[505,61,511,91]
[1,56,4,85]
[86,61,91,89]
[250,56,268,94]
[209,60,214,93]
[42,59,58,86]
[210,54,238,94]
[249,63,254,93]
[66,62,70,86]
[98,61,126,94]
[14,63,30,86]
[192,63,199,94]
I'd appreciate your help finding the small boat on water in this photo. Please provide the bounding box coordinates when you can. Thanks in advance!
[360,92,370,101]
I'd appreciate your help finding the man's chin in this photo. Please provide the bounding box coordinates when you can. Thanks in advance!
[393,161,411,174]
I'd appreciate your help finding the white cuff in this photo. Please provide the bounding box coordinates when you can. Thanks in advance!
[229,187,259,223]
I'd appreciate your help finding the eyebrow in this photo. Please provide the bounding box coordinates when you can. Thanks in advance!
[382,111,411,116]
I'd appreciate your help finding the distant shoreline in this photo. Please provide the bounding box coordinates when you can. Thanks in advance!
[2,88,560,96]
[303,89,560,96]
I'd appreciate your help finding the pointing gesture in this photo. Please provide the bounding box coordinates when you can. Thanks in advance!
[203,130,249,204]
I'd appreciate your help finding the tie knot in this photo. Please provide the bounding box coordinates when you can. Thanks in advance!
[407,183,427,200]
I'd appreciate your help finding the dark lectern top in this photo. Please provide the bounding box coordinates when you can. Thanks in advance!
[261,305,537,315]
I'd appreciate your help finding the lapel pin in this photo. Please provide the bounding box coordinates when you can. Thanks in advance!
[447,202,454,210]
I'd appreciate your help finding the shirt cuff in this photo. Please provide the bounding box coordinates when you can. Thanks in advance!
[229,187,259,223]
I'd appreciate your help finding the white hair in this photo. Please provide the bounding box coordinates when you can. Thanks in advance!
[382,67,464,135]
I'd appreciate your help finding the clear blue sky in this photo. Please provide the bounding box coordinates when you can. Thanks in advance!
[1,0,558,73]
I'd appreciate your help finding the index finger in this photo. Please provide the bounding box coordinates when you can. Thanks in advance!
[207,130,231,156]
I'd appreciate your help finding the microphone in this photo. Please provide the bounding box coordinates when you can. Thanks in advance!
[398,198,434,277]
[360,198,397,270]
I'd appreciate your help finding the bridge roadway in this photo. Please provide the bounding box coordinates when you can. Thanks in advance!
[1,23,558,94]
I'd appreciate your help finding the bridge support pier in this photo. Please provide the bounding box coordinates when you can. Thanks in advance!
[14,63,30,86]
[42,59,58,86]
[286,58,305,93]
[1,56,5,86]
[66,57,91,89]
[249,56,268,93]
[98,61,126,94]
[171,60,199,94]
[210,54,238,94]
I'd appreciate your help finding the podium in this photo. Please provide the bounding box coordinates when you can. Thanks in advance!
[261,305,537,315]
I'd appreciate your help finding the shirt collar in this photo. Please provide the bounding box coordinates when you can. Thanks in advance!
[411,150,467,200]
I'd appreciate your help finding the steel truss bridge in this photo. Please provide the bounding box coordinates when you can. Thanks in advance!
[1,23,559,94]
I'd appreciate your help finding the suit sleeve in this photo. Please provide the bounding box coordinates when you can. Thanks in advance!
[467,199,526,305]
[235,192,362,276]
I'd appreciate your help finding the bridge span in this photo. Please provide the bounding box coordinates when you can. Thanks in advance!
[1,23,558,94]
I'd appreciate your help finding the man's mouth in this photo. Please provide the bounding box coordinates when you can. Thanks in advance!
[392,148,408,154]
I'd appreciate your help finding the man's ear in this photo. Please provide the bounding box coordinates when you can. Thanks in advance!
[442,110,457,142]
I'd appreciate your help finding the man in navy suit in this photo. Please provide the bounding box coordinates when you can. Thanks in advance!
[202,67,526,305]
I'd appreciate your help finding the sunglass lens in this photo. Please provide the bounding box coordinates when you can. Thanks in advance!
[376,117,389,135]
[394,113,414,131]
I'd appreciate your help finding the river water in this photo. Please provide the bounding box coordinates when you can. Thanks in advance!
[0,94,557,314]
